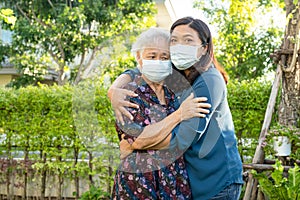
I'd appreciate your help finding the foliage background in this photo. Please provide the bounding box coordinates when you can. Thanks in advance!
[1,0,299,199]
[1,0,156,87]
[0,78,272,198]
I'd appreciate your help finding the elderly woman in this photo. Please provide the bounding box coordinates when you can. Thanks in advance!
[111,27,206,200]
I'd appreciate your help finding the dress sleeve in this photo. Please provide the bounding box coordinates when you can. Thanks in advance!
[122,67,140,81]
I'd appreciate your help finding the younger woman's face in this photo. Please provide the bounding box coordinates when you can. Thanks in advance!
[170,24,207,57]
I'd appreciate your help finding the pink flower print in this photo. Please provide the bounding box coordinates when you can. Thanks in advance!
[144,118,150,125]
[128,174,134,180]
[147,158,153,165]
[148,150,155,155]
[123,161,129,168]
[126,138,134,144]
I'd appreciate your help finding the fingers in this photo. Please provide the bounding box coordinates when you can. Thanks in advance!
[121,134,126,140]
[198,102,211,108]
[199,107,210,114]
[125,90,138,98]
[187,93,194,100]
[193,97,208,103]
[185,108,207,118]
[119,107,134,121]
[115,110,125,125]
[198,113,206,118]
[126,101,139,109]
[121,90,139,109]
[110,88,138,124]
[115,107,134,125]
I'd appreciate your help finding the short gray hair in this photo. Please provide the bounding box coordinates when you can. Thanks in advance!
[131,27,170,57]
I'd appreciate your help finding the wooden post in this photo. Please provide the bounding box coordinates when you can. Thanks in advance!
[243,65,282,200]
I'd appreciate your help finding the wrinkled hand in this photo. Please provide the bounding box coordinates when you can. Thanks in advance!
[119,139,134,159]
[110,88,139,125]
[177,93,211,121]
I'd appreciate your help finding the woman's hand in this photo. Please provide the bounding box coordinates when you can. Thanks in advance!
[108,87,139,125]
[119,138,134,159]
[177,93,211,121]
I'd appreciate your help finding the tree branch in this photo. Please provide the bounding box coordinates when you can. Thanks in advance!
[29,2,52,29]
[73,46,101,85]
[47,0,55,9]
[15,3,31,22]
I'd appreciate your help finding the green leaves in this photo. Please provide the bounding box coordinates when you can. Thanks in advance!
[228,78,272,162]
[253,160,300,200]
[2,0,156,86]
[0,83,119,194]
[194,0,284,81]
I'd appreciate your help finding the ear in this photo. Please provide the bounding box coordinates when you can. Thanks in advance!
[136,51,143,67]
[201,45,208,55]
[136,51,141,60]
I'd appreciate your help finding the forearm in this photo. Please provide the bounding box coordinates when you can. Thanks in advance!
[107,73,132,100]
[132,109,181,150]
[131,93,209,150]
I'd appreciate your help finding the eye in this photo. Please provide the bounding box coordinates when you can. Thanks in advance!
[160,56,169,61]
[170,38,177,44]
[147,55,156,60]
[185,38,193,43]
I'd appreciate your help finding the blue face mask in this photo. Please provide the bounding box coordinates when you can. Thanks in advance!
[139,59,172,83]
[170,44,201,70]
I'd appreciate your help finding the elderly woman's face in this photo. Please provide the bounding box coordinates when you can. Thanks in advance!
[137,40,170,66]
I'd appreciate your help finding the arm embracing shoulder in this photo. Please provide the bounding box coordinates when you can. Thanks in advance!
[169,70,226,151]
[132,93,208,149]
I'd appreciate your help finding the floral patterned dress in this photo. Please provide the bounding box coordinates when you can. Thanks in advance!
[111,75,192,200]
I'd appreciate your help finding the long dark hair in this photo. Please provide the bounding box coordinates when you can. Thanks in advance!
[170,17,228,85]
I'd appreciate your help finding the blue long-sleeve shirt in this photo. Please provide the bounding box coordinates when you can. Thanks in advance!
[169,67,243,199]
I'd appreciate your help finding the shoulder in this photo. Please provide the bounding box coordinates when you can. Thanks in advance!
[122,67,141,80]
[194,68,226,89]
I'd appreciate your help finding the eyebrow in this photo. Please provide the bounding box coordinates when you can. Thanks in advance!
[171,33,194,38]
[145,51,157,55]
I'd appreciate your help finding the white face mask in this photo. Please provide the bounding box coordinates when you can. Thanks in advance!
[170,44,201,70]
[139,59,172,83]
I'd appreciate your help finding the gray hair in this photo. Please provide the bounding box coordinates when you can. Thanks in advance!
[131,27,170,57]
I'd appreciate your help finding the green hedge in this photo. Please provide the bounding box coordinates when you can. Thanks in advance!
[0,82,118,198]
[0,78,272,197]
[228,79,272,162]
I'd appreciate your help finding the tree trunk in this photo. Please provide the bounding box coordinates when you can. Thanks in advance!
[73,147,79,200]
[88,151,94,187]
[23,145,28,200]
[41,151,47,200]
[279,0,300,128]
